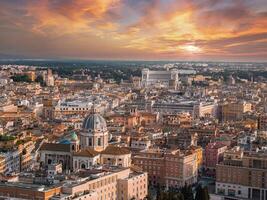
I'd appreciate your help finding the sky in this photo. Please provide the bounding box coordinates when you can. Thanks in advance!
[0,0,267,61]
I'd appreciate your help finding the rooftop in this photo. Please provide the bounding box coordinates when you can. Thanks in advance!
[0,182,61,191]
[73,148,99,157]
[40,143,71,152]
[101,146,131,155]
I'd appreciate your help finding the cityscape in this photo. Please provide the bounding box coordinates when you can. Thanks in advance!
[0,1,267,200]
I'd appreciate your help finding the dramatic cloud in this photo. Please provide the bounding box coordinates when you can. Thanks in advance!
[0,0,266,61]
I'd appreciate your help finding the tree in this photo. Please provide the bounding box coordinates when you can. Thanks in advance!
[195,185,202,200]
[181,184,194,200]
[202,186,210,200]
[35,75,46,86]
[156,184,161,200]
[155,188,185,200]
[11,74,31,82]
[195,185,210,200]
[145,194,153,200]
[174,192,185,200]
[168,190,185,200]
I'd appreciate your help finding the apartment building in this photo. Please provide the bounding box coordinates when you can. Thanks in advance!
[221,101,252,122]
[162,113,192,127]
[205,142,228,171]
[132,148,198,188]
[216,146,267,200]
[0,182,61,200]
[152,101,216,119]
[258,114,267,131]
[61,167,148,200]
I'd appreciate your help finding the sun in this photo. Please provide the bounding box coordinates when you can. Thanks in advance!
[181,44,202,53]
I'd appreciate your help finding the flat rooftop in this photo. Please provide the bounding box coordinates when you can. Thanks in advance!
[0,182,61,191]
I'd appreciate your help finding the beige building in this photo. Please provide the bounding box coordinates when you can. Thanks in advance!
[44,69,55,86]
[221,101,252,122]
[101,146,131,168]
[62,167,148,200]
[130,136,152,150]
[133,148,198,188]
[0,182,61,200]
[162,113,192,127]
[73,148,100,170]
[0,104,18,113]
[25,71,36,82]
[109,109,159,130]
[216,146,267,200]
[42,97,55,120]
[258,114,267,131]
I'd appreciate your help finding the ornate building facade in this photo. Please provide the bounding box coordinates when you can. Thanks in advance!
[80,110,109,151]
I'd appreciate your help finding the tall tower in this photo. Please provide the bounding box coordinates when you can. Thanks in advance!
[79,110,109,151]
[46,69,55,86]
[141,68,149,88]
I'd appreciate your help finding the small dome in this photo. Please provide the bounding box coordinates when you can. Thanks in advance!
[71,132,78,141]
[82,113,107,132]
[59,139,71,144]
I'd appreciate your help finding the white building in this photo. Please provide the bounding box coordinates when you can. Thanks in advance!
[141,68,179,89]
[131,138,151,150]
[0,151,20,175]
[73,148,100,170]
[152,101,216,119]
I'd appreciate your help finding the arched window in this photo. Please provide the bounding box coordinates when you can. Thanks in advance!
[81,163,86,169]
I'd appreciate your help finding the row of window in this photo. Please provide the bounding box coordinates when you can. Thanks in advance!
[60,107,90,111]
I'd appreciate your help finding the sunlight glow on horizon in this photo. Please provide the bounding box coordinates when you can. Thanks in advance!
[180,45,202,54]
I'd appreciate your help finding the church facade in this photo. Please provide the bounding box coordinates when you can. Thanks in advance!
[39,111,131,172]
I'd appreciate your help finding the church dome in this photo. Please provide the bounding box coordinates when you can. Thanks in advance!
[71,132,78,141]
[59,139,71,144]
[82,113,107,132]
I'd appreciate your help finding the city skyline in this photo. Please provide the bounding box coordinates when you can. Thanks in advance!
[0,0,267,61]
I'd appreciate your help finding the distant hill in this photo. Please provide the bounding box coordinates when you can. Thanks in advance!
[0,53,28,60]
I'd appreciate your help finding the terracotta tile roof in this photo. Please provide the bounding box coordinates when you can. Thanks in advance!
[39,143,71,152]
[101,146,131,155]
[73,148,99,157]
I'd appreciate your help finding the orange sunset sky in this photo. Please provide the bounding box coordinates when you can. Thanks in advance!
[0,0,267,61]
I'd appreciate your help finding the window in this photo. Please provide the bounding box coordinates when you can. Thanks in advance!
[81,163,86,169]
[217,188,225,195]
[228,189,235,196]
[98,138,101,146]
